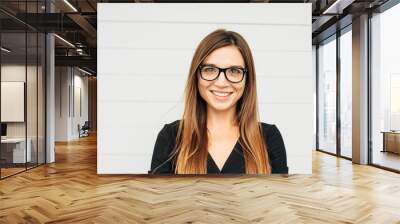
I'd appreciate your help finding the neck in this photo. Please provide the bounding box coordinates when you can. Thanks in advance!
[206,106,238,132]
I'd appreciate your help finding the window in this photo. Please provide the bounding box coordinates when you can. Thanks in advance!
[371,3,400,171]
[318,36,337,154]
[339,28,352,158]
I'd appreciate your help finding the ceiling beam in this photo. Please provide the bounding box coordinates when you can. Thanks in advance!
[55,55,96,70]
[67,13,97,46]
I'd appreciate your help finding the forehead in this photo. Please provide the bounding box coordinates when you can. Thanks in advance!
[203,45,245,67]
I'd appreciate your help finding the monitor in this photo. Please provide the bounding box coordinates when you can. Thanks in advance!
[1,123,7,137]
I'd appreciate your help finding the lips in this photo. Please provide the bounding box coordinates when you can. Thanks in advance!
[210,90,233,97]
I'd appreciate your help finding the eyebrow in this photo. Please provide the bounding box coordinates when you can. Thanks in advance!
[202,63,245,69]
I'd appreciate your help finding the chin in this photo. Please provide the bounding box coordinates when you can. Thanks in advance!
[208,102,235,112]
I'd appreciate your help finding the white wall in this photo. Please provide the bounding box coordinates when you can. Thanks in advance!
[55,67,89,141]
[98,3,313,174]
[72,72,89,138]
[55,66,69,141]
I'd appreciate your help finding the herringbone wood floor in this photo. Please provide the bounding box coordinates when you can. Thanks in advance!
[1,134,400,224]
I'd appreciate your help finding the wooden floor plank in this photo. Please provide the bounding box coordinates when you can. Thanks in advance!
[1,134,400,223]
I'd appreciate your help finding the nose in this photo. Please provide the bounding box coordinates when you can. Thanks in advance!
[214,70,229,86]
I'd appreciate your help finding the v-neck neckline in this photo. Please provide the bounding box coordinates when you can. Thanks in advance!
[208,140,240,173]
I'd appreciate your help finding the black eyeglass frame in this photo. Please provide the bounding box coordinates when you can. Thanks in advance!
[198,64,247,83]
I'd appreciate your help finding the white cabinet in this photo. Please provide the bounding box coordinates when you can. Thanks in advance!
[1,138,32,163]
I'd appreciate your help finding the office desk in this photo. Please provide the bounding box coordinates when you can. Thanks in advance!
[381,131,400,154]
[1,138,32,163]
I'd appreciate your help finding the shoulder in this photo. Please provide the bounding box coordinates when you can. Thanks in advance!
[150,120,181,174]
[259,122,281,137]
[159,119,180,138]
[259,122,288,174]
[258,121,284,145]
[166,119,181,129]
[156,120,181,145]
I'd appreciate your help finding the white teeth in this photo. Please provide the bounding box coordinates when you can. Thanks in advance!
[211,91,231,97]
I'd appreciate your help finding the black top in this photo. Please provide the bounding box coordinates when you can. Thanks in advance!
[149,120,288,174]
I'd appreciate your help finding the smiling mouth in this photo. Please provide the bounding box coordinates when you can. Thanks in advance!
[210,90,233,97]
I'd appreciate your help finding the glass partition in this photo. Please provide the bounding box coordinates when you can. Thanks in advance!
[38,32,45,165]
[27,30,38,169]
[317,36,337,154]
[26,0,42,169]
[0,1,46,179]
[1,31,28,177]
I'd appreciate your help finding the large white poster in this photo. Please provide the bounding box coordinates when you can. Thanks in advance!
[1,82,25,122]
[98,3,313,174]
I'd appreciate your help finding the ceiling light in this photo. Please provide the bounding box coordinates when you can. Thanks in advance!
[323,0,341,14]
[63,0,78,12]
[78,67,93,76]
[322,0,354,15]
[1,47,11,53]
[54,34,75,48]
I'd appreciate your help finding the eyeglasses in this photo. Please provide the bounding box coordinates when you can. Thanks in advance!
[198,64,247,83]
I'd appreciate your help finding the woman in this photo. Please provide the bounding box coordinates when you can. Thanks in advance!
[150,29,288,174]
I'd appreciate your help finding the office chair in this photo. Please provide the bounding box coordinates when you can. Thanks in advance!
[79,121,90,138]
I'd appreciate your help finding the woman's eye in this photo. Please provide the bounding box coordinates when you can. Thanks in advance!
[230,68,241,74]
[204,67,216,73]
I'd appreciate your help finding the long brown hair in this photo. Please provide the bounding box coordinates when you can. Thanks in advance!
[168,29,270,174]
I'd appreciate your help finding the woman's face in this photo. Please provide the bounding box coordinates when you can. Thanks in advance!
[198,45,246,113]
